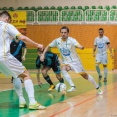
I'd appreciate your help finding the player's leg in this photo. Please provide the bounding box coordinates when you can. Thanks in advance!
[96,63,102,81]
[61,65,76,92]
[56,73,64,83]
[13,78,26,108]
[41,66,55,91]
[0,57,46,110]
[16,57,23,83]
[102,54,108,82]
[80,73,103,94]
[103,65,107,82]
[95,54,102,80]
[0,60,27,107]
[69,60,102,94]
[52,59,64,83]
[19,70,46,109]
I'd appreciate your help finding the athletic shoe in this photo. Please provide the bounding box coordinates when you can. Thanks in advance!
[29,101,46,110]
[48,85,55,91]
[103,78,107,82]
[67,86,76,93]
[97,88,103,95]
[98,75,102,81]
[19,102,27,108]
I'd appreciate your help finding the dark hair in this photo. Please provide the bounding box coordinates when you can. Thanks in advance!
[0,11,11,20]
[99,28,104,31]
[60,26,69,33]
[37,48,44,53]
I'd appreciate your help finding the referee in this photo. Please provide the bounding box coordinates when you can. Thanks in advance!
[10,38,27,83]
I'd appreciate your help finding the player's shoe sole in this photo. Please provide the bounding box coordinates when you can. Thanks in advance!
[29,102,46,110]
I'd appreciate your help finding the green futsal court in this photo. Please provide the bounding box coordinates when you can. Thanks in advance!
[0,72,116,117]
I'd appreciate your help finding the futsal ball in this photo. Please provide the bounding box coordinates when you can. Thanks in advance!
[55,83,67,93]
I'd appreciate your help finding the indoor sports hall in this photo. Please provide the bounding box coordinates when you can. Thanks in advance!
[0,0,117,117]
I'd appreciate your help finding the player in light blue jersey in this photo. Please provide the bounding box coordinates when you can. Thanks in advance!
[93,28,113,82]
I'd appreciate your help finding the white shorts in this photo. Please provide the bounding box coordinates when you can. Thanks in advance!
[64,60,85,74]
[96,53,108,65]
[0,55,25,78]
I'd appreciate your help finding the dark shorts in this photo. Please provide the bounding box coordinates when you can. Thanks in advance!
[51,58,61,74]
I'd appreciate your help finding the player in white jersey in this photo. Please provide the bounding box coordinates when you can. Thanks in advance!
[40,26,103,94]
[0,11,46,110]
[93,28,113,82]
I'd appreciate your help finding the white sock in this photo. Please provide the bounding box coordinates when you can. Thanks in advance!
[88,75,99,89]
[24,79,36,104]
[13,78,26,103]
[61,70,75,87]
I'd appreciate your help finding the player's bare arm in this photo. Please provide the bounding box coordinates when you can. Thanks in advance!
[22,48,27,61]
[37,69,42,87]
[18,34,43,50]
[107,44,113,58]
[76,44,84,50]
[93,45,97,57]
[40,45,50,62]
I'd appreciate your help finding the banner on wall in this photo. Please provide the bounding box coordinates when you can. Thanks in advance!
[9,11,26,28]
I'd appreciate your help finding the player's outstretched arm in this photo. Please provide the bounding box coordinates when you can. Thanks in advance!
[76,44,84,50]
[18,34,43,50]
[40,45,50,62]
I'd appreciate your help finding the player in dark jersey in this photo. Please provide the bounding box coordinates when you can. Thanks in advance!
[10,39,27,83]
[36,48,64,91]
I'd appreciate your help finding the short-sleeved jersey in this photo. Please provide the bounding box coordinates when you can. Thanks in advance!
[10,39,26,61]
[0,21,21,60]
[49,37,80,63]
[36,51,58,69]
[94,36,110,54]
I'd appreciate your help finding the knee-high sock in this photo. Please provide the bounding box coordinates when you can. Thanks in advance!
[104,67,108,78]
[59,78,64,83]
[88,75,99,89]
[24,79,36,104]
[96,64,101,76]
[44,75,53,85]
[61,70,75,87]
[13,78,25,103]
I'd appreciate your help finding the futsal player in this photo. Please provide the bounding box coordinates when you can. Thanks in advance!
[40,26,103,94]
[10,38,27,83]
[93,28,113,82]
[36,48,64,91]
[0,11,46,109]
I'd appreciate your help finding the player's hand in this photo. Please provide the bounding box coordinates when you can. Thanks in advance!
[38,81,43,88]
[81,46,84,50]
[110,54,114,59]
[93,53,95,57]
[22,56,26,61]
[37,44,43,51]
[40,55,45,62]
